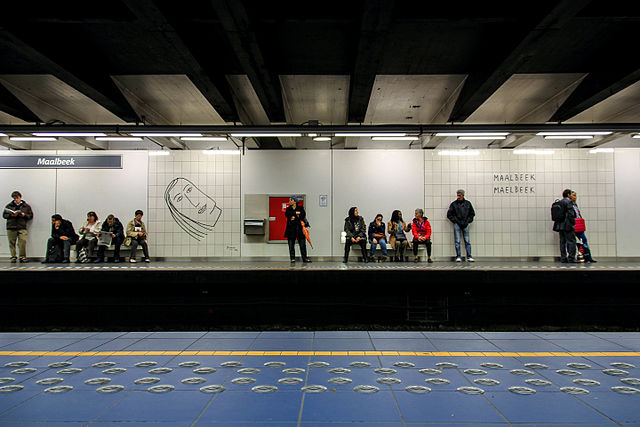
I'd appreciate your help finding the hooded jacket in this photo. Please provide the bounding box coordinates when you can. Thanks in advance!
[51,219,79,244]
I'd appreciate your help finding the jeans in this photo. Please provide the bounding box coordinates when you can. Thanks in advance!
[288,236,307,260]
[574,231,593,260]
[412,238,432,257]
[130,238,149,260]
[7,229,27,259]
[453,224,471,258]
[369,238,388,257]
[559,230,576,261]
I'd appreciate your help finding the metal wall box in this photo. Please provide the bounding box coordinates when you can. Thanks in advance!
[244,218,266,235]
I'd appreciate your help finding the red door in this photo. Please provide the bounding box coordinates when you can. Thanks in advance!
[269,197,304,241]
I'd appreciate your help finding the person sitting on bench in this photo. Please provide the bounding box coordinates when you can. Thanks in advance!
[126,210,150,263]
[95,214,124,263]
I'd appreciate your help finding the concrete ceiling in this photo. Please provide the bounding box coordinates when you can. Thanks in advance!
[0,0,639,150]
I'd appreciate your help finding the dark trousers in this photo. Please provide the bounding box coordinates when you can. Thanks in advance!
[46,238,70,262]
[559,230,576,261]
[287,236,307,260]
[97,236,124,261]
[412,238,432,257]
[394,239,408,259]
[344,239,367,261]
[76,237,98,259]
[130,238,149,259]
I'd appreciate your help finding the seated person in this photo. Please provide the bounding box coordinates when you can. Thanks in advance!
[75,211,102,263]
[368,214,388,261]
[95,214,125,263]
[43,214,78,263]
[411,208,433,263]
[388,210,411,262]
[126,210,150,263]
[343,207,368,263]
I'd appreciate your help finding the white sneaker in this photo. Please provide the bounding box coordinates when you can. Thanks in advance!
[455,257,462,262]
[467,257,475,262]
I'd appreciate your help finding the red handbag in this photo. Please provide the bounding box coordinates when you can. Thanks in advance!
[575,218,586,233]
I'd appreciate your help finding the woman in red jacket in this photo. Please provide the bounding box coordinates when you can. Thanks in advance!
[411,208,432,263]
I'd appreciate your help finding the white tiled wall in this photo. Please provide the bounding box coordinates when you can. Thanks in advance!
[148,151,241,257]
[425,149,616,258]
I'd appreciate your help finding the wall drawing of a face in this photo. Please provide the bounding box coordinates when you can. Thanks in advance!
[164,178,222,241]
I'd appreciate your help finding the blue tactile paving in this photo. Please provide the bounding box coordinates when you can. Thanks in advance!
[0,331,639,424]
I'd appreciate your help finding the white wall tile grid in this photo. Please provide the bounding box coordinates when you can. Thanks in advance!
[424,150,616,258]
[148,152,241,258]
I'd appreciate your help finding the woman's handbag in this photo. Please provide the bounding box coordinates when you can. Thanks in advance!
[575,218,586,233]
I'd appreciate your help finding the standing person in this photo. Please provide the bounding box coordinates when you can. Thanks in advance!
[552,189,577,263]
[284,196,311,263]
[43,214,78,263]
[411,209,433,263]
[343,207,368,263]
[388,210,411,262]
[447,189,475,262]
[3,191,33,263]
[95,214,125,263]
[75,211,101,263]
[125,210,150,263]
[368,214,388,262]
[569,191,596,263]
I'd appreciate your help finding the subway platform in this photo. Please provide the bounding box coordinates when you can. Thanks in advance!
[0,330,639,425]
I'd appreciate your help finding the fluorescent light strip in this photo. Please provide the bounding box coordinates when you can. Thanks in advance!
[544,135,593,140]
[33,132,107,137]
[148,151,170,156]
[633,135,640,139]
[131,133,202,137]
[230,133,302,137]
[371,136,419,141]
[513,149,555,155]
[458,136,506,140]
[0,133,6,137]
[537,132,612,136]
[202,150,240,155]
[95,137,143,141]
[435,132,509,137]
[588,148,614,153]
[334,133,406,137]
[437,150,480,156]
[180,137,228,141]
[313,137,331,142]
[10,137,57,141]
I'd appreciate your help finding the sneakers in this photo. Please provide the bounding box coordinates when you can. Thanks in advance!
[303,258,312,263]
[10,257,17,263]
[129,258,137,263]
[455,257,462,262]
[144,258,151,263]
[467,257,475,262]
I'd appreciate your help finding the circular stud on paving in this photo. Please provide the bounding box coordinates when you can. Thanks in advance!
[405,385,431,394]
[353,385,380,394]
[84,377,112,386]
[200,384,226,394]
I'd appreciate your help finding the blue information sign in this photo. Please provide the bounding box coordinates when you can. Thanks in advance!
[0,155,122,169]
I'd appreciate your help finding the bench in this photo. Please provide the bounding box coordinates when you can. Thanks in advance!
[341,232,427,262]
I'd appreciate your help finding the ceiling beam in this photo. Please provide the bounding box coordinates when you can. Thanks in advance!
[448,0,592,123]
[421,135,446,149]
[0,83,41,123]
[121,0,238,124]
[348,0,395,123]
[211,0,286,124]
[0,28,139,123]
[498,135,534,149]
[550,68,640,122]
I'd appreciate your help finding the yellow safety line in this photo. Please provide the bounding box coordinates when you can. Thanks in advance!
[0,351,639,357]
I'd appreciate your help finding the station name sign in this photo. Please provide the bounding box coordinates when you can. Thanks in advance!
[0,155,122,169]
[493,172,536,195]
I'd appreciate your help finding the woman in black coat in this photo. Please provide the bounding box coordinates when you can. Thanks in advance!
[284,196,311,263]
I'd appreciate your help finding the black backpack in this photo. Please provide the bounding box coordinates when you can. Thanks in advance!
[550,199,565,222]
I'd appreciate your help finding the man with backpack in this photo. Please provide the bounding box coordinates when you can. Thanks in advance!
[552,189,577,263]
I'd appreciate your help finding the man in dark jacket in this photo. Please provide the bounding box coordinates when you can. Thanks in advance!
[3,191,33,263]
[343,207,368,263]
[43,214,78,263]
[447,189,475,262]
[95,214,125,263]
[553,188,577,263]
